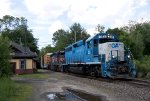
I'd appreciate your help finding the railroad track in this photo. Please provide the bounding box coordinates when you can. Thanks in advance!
[126,78,150,87]
[65,72,116,83]
[64,72,150,87]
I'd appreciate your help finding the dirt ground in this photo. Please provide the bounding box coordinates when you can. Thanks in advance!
[12,70,150,101]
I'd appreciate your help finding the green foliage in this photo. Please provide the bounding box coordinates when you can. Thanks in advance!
[0,36,11,77]
[40,45,56,56]
[135,56,150,77]
[17,73,49,79]
[69,23,90,42]
[120,21,150,59]
[135,22,150,55]
[0,15,39,54]
[0,78,16,101]
[52,23,90,51]
[0,78,32,101]
[52,29,69,50]
[129,31,144,59]
[106,28,126,36]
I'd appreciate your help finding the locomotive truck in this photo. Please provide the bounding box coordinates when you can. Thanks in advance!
[59,33,136,78]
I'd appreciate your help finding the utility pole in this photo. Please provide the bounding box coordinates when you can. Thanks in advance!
[75,31,76,43]
[24,19,27,69]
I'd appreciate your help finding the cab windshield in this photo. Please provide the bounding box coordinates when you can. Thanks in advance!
[99,38,119,44]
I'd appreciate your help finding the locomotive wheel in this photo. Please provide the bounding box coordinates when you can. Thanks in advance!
[90,71,95,77]
[90,71,100,77]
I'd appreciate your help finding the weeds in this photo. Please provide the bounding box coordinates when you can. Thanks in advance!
[17,73,49,79]
[135,56,150,78]
[0,78,32,101]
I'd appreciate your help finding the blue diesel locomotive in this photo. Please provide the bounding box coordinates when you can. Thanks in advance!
[61,33,136,78]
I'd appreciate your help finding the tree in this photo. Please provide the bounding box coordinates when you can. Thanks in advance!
[40,45,56,57]
[120,21,146,59]
[106,28,125,36]
[52,29,69,50]
[135,22,150,55]
[130,31,144,59]
[0,36,11,77]
[95,24,105,33]
[0,15,39,54]
[69,23,90,42]
[52,23,90,51]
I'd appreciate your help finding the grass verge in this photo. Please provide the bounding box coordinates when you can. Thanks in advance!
[0,78,32,101]
[17,73,49,79]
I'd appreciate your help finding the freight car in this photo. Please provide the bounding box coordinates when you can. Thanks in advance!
[61,33,136,78]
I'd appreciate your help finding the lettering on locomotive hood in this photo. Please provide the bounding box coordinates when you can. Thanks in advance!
[112,43,119,48]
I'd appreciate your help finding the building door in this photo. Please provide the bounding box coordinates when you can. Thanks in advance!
[10,62,16,74]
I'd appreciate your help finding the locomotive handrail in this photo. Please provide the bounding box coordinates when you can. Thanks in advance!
[124,46,136,68]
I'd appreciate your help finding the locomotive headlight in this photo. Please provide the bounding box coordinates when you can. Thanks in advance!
[127,55,130,58]
[112,55,115,58]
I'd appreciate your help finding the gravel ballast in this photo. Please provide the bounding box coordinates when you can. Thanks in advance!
[12,70,150,101]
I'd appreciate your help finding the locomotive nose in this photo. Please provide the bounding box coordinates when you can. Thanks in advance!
[99,42,124,62]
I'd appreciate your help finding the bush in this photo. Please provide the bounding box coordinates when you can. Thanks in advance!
[0,78,17,100]
[0,36,11,77]
[33,68,38,73]
[0,78,32,101]
[135,56,150,78]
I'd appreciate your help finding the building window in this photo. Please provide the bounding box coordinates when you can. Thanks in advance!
[20,59,26,69]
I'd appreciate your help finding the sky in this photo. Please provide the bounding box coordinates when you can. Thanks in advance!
[0,0,150,49]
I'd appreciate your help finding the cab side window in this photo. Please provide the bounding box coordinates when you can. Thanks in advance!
[87,41,92,48]
[94,39,98,47]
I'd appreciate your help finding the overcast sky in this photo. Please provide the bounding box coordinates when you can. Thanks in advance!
[0,0,150,49]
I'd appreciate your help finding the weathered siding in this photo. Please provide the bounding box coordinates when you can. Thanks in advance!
[26,59,33,69]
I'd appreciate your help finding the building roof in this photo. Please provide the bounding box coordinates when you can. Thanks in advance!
[10,42,37,58]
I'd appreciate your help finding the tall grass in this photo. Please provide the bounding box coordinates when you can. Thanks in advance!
[0,78,32,101]
[135,56,150,78]
[0,78,16,101]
